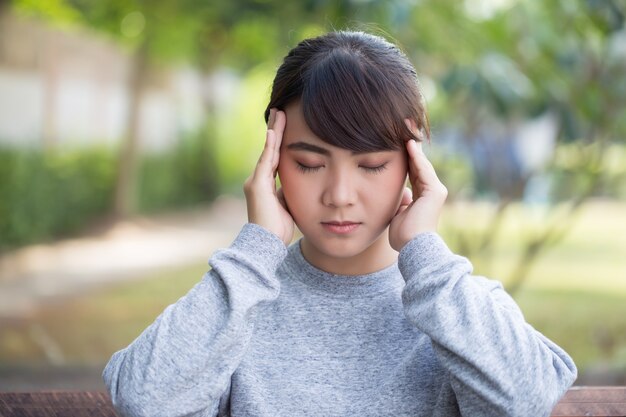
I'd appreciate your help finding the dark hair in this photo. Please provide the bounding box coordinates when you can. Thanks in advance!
[265,31,429,152]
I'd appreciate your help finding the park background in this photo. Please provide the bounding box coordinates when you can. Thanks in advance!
[0,0,625,389]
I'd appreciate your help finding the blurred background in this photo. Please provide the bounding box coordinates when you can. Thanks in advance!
[0,0,625,390]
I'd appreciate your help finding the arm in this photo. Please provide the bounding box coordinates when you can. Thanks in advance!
[398,232,577,416]
[389,124,576,415]
[103,223,287,417]
[103,107,291,417]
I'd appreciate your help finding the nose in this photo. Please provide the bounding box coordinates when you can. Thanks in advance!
[322,166,357,208]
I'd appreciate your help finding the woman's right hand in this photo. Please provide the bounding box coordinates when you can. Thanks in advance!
[243,108,295,246]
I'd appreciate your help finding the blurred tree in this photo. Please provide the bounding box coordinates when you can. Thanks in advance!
[11,0,425,216]
[8,0,625,293]
[0,0,9,21]
[396,0,626,293]
[10,0,348,216]
[66,0,212,217]
[11,0,194,216]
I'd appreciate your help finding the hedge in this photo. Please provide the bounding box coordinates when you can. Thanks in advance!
[0,132,220,250]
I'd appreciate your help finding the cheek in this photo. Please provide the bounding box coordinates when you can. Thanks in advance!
[378,166,408,193]
[277,152,295,186]
[394,169,410,200]
[372,169,408,212]
[277,162,308,210]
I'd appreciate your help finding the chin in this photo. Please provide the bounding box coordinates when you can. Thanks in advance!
[306,231,378,259]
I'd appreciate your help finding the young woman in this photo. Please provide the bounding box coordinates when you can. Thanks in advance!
[103,31,577,417]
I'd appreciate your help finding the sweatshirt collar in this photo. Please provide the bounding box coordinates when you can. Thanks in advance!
[283,238,404,297]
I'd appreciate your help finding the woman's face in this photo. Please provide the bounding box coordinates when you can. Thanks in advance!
[277,101,409,274]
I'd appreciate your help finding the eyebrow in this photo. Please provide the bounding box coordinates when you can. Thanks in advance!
[286,142,331,155]
[285,141,379,156]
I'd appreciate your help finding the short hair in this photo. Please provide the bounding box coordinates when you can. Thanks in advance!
[265,31,429,152]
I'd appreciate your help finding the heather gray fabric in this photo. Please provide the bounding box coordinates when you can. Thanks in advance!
[103,223,577,417]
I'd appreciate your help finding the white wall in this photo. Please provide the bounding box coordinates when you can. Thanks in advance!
[0,70,44,146]
[0,12,206,153]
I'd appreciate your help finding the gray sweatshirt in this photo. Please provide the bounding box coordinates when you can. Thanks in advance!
[103,223,577,417]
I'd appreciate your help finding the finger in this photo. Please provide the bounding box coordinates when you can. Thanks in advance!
[408,144,447,203]
[407,140,442,202]
[270,110,286,174]
[405,140,421,199]
[271,109,286,140]
[407,139,440,187]
[255,129,276,179]
[257,108,285,178]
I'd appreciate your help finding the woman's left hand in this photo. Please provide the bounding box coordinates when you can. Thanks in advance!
[388,120,448,252]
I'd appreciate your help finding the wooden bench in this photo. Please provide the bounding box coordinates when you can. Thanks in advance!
[552,387,626,416]
[0,387,624,416]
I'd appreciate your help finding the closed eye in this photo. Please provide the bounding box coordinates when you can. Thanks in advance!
[296,163,323,173]
[296,162,387,174]
[362,163,388,174]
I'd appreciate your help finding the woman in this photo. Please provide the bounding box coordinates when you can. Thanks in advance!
[103,31,577,417]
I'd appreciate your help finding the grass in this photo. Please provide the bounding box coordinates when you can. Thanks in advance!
[0,264,207,365]
[441,200,626,295]
[517,289,626,372]
[0,200,624,379]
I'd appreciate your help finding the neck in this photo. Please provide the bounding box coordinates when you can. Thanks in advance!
[300,229,398,276]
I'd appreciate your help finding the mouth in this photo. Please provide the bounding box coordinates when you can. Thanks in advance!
[322,221,361,226]
[321,221,362,234]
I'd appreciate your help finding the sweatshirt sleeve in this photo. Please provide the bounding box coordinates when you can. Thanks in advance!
[102,223,287,417]
[398,232,577,417]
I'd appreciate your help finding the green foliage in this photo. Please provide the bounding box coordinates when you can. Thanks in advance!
[0,128,220,249]
[11,0,82,27]
[6,0,625,290]
[213,65,275,193]
[517,289,626,375]
[138,128,221,212]
[426,148,475,200]
[0,147,115,250]
[549,143,626,202]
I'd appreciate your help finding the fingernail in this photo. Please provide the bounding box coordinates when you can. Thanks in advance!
[268,108,276,129]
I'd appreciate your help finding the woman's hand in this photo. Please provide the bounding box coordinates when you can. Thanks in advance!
[389,120,448,252]
[243,108,295,246]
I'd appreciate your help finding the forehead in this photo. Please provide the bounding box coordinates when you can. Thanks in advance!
[282,101,396,157]
[283,101,314,139]
[281,103,352,156]
[282,101,337,150]
[281,101,352,156]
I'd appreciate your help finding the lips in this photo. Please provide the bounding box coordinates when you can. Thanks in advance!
[321,221,362,234]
